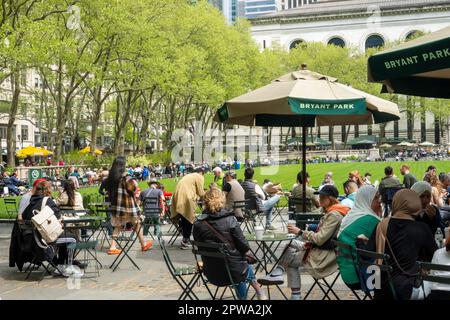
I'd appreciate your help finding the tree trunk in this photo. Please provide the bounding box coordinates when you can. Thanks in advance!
[406,96,414,141]
[7,71,21,168]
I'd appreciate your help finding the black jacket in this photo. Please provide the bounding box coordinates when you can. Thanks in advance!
[22,195,61,221]
[193,209,250,286]
[241,179,263,212]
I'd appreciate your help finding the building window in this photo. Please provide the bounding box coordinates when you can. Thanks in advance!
[327,37,345,48]
[21,125,28,141]
[0,125,6,140]
[263,40,266,49]
[289,39,304,50]
[365,34,384,50]
[405,30,423,41]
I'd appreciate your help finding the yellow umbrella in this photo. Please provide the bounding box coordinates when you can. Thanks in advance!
[16,146,53,158]
[79,146,103,155]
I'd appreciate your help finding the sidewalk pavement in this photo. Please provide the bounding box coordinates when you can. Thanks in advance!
[0,214,358,300]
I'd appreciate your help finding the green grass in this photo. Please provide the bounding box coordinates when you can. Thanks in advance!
[1,160,449,219]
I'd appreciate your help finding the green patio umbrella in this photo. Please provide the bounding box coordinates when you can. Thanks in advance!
[214,66,400,212]
[368,26,450,98]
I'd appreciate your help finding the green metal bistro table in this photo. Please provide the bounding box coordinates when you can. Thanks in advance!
[62,215,105,267]
[245,232,296,300]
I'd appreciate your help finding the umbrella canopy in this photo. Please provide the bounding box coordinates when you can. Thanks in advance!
[216,67,400,127]
[215,67,400,213]
[379,143,392,148]
[79,146,103,155]
[397,141,416,147]
[16,146,53,158]
[419,141,435,147]
[368,26,450,98]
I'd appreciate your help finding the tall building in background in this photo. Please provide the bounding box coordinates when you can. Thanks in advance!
[209,0,245,23]
[244,0,281,19]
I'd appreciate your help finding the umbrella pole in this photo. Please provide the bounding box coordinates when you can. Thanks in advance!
[302,126,307,213]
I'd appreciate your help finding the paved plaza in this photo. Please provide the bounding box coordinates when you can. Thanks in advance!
[0,214,357,300]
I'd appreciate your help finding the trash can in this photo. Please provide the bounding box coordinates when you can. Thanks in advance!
[234,161,241,170]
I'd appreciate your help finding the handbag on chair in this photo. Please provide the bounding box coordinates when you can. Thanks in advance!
[31,197,63,245]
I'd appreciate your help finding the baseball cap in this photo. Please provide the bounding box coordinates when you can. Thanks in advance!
[33,178,47,188]
[318,185,339,198]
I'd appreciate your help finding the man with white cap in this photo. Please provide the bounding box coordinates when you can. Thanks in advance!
[212,167,224,190]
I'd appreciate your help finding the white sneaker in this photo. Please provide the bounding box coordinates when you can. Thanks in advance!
[290,293,301,300]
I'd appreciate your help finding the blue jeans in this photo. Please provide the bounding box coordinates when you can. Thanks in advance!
[261,195,280,227]
[235,265,256,300]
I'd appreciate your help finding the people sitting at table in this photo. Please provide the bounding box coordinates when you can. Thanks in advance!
[424,233,450,300]
[411,181,444,235]
[140,180,165,237]
[56,179,84,210]
[257,185,350,300]
[18,178,47,216]
[341,181,359,209]
[223,171,245,221]
[13,180,78,269]
[337,186,382,290]
[105,157,153,255]
[365,189,437,300]
[241,167,280,231]
[193,188,267,300]
[291,171,320,213]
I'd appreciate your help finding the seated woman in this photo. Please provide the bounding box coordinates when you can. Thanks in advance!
[19,180,77,268]
[425,233,450,300]
[56,179,84,210]
[193,188,267,300]
[366,189,437,300]
[337,186,382,291]
[411,181,444,235]
[56,179,85,239]
[258,185,350,300]
[291,171,320,213]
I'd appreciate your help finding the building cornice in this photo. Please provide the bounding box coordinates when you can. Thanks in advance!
[251,4,450,26]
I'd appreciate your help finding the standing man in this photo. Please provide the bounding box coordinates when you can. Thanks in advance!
[400,164,418,189]
[223,171,245,221]
[171,167,206,249]
[212,167,224,189]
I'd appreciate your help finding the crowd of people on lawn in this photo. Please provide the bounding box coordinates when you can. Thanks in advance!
[8,156,450,301]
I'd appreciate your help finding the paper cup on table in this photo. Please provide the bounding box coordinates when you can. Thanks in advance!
[254,226,264,240]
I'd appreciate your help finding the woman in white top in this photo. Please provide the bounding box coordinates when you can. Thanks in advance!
[424,233,450,300]
[56,179,84,210]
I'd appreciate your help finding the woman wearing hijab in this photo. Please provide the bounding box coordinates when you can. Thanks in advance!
[411,181,444,235]
[337,186,382,290]
[366,189,437,300]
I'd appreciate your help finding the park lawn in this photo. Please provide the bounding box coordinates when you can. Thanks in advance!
[1,159,449,219]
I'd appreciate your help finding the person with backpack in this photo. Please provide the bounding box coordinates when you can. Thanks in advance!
[140,180,165,237]
[257,185,349,300]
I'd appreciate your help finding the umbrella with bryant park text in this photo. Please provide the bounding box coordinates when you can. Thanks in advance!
[368,26,450,98]
[214,65,400,212]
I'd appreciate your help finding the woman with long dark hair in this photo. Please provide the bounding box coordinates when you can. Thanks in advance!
[106,157,152,255]
[56,179,84,209]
